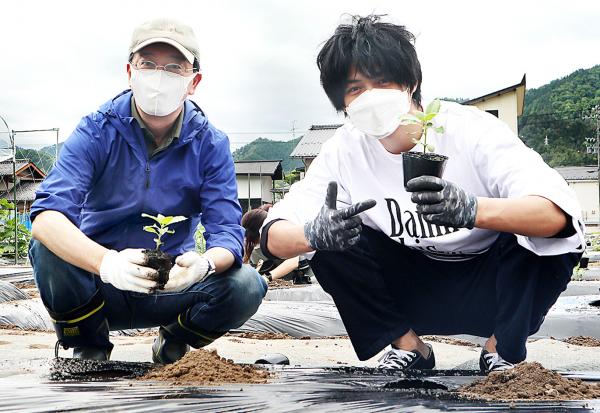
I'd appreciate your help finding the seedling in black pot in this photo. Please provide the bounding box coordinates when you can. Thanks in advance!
[141,213,187,290]
[400,99,448,187]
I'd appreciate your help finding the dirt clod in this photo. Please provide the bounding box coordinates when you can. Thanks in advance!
[563,336,600,347]
[143,249,172,290]
[459,362,600,401]
[141,348,270,386]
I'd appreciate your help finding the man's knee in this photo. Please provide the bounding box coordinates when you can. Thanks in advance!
[216,265,266,327]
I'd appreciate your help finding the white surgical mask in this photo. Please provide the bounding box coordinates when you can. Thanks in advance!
[346,88,412,139]
[130,68,195,116]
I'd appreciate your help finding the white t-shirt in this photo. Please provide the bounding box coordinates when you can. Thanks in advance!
[264,101,585,261]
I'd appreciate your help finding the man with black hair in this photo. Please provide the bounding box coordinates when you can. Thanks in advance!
[261,15,584,373]
[29,18,266,364]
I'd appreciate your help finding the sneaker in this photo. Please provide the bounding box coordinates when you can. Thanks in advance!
[479,349,515,374]
[72,346,111,361]
[377,343,435,370]
[152,327,190,364]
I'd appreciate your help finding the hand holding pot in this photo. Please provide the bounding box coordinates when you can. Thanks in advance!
[406,176,478,229]
[99,249,158,294]
[163,251,216,292]
[304,181,376,251]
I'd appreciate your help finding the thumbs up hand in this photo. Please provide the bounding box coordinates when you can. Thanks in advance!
[303,181,376,251]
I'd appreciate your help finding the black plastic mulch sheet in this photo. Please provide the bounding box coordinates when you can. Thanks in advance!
[2,362,600,412]
[234,300,347,337]
[0,280,28,303]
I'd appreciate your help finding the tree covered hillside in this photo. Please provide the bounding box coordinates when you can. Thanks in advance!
[519,65,600,166]
[232,137,303,173]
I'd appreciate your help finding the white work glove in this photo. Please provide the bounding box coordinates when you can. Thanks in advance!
[99,249,158,294]
[163,251,216,292]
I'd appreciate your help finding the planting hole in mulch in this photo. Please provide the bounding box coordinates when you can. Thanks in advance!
[563,336,600,347]
[140,348,270,386]
[458,362,600,401]
[143,249,172,290]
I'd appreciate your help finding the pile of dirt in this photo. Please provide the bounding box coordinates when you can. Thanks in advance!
[141,349,270,386]
[422,335,478,347]
[563,336,600,347]
[458,362,600,401]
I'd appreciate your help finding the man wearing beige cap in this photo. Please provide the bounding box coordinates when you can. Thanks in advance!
[28,18,266,364]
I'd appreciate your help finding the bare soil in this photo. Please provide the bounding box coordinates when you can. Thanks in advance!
[268,279,307,289]
[563,336,600,347]
[228,331,295,340]
[423,335,479,347]
[0,325,31,334]
[226,332,349,340]
[458,362,600,401]
[141,348,270,386]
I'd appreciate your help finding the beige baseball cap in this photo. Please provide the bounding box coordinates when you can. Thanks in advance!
[129,18,199,65]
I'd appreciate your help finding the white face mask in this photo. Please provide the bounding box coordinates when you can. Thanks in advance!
[130,68,195,117]
[346,88,412,139]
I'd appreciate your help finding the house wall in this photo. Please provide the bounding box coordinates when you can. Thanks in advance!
[468,91,519,135]
[567,180,599,225]
[236,175,274,204]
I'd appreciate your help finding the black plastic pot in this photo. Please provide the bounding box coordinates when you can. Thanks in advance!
[402,152,448,187]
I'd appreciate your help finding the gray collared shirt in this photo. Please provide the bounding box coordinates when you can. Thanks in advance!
[131,97,184,158]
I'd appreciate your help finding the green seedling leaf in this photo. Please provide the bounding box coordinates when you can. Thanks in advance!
[423,113,437,122]
[425,99,441,115]
[169,216,187,224]
[414,111,426,121]
[433,126,445,134]
[141,213,162,224]
[399,114,422,124]
[426,144,435,152]
[159,216,174,226]
[143,226,158,234]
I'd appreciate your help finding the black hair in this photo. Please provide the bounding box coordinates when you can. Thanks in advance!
[317,14,422,111]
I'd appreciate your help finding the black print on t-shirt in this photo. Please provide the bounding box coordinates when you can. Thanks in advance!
[385,198,459,240]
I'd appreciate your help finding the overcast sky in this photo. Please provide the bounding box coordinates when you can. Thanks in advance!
[0,0,598,151]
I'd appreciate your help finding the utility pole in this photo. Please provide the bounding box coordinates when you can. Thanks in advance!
[596,105,600,226]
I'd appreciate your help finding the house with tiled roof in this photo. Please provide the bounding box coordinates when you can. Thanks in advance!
[289,124,342,171]
[234,160,283,213]
[0,159,46,213]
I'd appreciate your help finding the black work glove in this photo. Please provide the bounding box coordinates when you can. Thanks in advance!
[406,176,478,229]
[304,181,377,251]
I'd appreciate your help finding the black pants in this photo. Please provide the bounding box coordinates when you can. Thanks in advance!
[311,226,580,363]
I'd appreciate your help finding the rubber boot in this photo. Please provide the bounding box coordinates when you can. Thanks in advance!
[46,289,113,360]
[152,310,226,364]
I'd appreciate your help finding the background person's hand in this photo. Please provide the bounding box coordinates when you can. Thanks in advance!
[163,251,215,292]
[304,181,376,251]
[99,249,158,293]
[406,176,478,229]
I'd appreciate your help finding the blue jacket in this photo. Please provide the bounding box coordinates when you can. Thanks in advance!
[31,90,244,265]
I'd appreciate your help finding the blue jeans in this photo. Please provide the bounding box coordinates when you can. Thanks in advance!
[29,240,267,334]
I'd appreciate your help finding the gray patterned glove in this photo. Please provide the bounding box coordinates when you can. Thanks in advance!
[406,176,478,229]
[304,181,376,251]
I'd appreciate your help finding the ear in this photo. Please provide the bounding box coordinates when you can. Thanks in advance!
[187,73,203,96]
[126,63,132,88]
